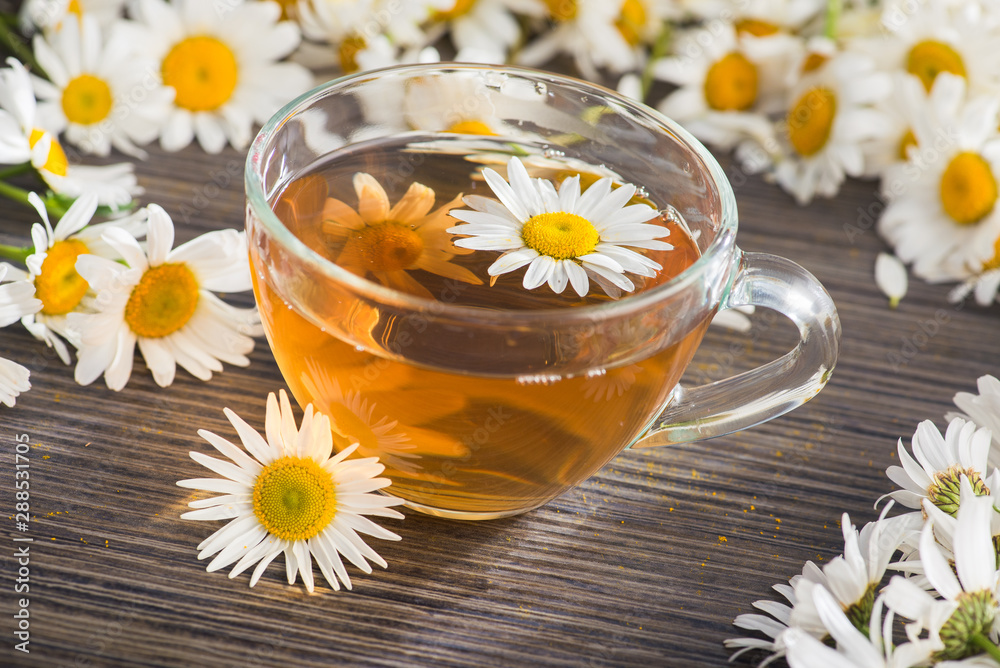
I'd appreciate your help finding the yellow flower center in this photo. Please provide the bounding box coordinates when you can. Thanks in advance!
[703,52,758,112]
[252,455,337,542]
[939,151,997,225]
[338,34,366,74]
[28,129,68,177]
[67,0,82,17]
[161,36,238,112]
[436,0,476,20]
[124,263,200,338]
[445,120,496,135]
[928,466,989,516]
[327,403,380,451]
[788,87,837,157]
[984,236,1000,271]
[342,222,425,273]
[35,239,90,316]
[521,212,599,260]
[616,0,647,46]
[897,129,917,161]
[907,39,966,92]
[735,18,781,37]
[61,74,113,126]
[801,52,829,73]
[544,0,577,21]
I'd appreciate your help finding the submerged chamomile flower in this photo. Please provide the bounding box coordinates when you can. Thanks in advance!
[0,58,140,208]
[883,418,998,517]
[177,390,404,593]
[129,0,312,153]
[69,204,262,390]
[0,264,42,407]
[4,191,146,365]
[322,173,483,299]
[448,156,672,298]
[30,14,173,158]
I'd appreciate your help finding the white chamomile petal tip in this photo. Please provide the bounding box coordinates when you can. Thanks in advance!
[874,253,908,309]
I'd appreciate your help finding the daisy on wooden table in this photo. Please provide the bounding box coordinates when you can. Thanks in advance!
[447,155,672,298]
[68,204,262,390]
[0,264,42,407]
[177,389,404,593]
[0,191,145,365]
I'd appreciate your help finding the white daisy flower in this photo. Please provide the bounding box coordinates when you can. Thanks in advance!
[68,204,263,390]
[783,588,939,668]
[654,20,800,151]
[293,0,381,71]
[870,0,1000,97]
[948,375,1000,460]
[1,191,146,365]
[30,14,173,158]
[20,0,126,33]
[0,264,43,407]
[434,0,545,63]
[0,58,140,209]
[874,252,908,309]
[517,0,651,80]
[177,389,405,593]
[883,418,999,517]
[884,488,1000,661]
[447,155,672,298]
[771,50,892,204]
[876,78,1000,285]
[128,0,313,153]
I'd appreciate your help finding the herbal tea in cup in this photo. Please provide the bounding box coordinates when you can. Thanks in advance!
[245,65,840,520]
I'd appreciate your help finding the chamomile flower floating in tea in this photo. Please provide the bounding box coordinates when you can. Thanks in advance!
[69,204,262,390]
[0,58,140,209]
[177,390,404,593]
[447,155,671,298]
[30,14,173,159]
[128,0,312,153]
[322,173,483,299]
[2,192,146,365]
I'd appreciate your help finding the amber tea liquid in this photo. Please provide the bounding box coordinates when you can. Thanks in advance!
[252,136,711,517]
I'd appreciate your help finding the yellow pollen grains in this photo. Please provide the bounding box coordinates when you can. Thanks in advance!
[338,34,367,74]
[28,129,69,177]
[788,87,837,157]
[124,263,200,338]
[252,456,337,542]
[616,0,647,46]
[161,36,238,112]
[35,239,91,315]
[62,74,113,125]
[897,129,918,161]
[342,222,425,272]
[521,212,600,260]
[734,18,781,37]
[445,120,496,136]
[436,0,476,20]
[704,52,758,112]
[939,151,998,225]
[544,0,578,21]
[906,40,967,92]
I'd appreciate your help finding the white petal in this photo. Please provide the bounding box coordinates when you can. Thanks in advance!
[874,253,908,308]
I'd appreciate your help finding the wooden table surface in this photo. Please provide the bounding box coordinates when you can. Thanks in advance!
[0,115,997,668]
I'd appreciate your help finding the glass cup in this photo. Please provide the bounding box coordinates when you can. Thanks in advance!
[245,64,840,520]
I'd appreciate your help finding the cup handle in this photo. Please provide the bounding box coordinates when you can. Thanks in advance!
[633,250,841,448]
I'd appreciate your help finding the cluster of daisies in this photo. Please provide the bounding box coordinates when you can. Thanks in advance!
[727,374,1000,667]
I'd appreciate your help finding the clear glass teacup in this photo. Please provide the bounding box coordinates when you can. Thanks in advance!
[245,64,840,520]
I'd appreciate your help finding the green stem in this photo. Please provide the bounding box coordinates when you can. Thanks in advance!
[640,22,673,102]
[0,162,31,180]
[970,633,1000,662]
[0,13,47,79]
[0,242,31,264]
[824,0,843,40]
[0,179,66,218]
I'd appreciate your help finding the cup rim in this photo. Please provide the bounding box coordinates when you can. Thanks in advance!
[245,62,738,324]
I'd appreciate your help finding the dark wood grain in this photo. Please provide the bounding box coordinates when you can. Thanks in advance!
[0,115,996,668]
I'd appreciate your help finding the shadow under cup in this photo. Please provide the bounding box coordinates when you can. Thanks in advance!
[245,64,838,520]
